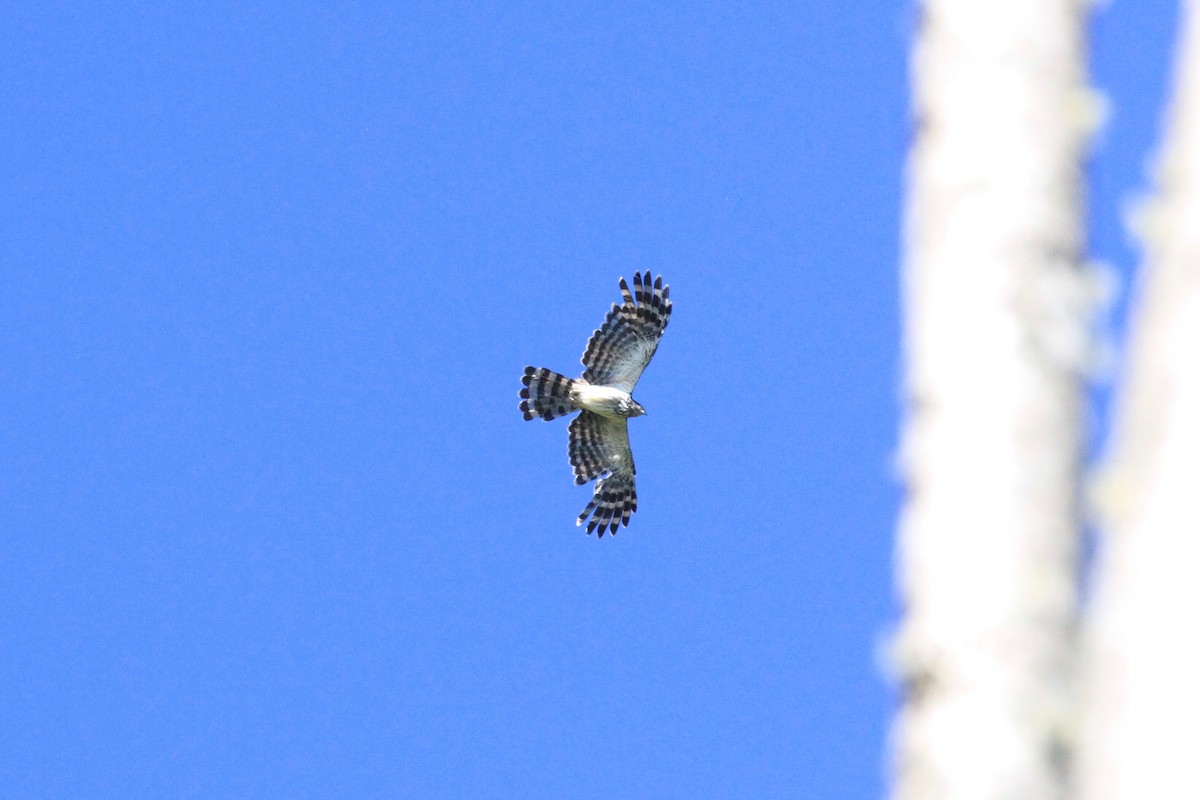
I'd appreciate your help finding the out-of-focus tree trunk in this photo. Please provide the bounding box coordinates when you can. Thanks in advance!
[891,2,1095,798]
[1081,4,1200,798]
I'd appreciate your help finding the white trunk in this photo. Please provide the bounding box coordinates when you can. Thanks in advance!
[1080,4,1200,798]
[891,2,1094,798]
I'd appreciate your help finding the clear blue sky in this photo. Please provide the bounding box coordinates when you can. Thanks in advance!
[0,2,1177,797]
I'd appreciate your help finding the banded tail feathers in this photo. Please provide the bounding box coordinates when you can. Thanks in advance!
[519,367,578,421]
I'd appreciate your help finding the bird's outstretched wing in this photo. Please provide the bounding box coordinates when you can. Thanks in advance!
[581,271,672,393]
[568,411,637,536]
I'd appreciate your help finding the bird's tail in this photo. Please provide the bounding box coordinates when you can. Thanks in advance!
[519,367,578,421]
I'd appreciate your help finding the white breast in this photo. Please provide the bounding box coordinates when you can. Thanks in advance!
[571,383,633,418]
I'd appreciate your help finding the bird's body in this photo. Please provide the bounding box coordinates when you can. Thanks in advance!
[570,382,645,419]
[518,272,672,536]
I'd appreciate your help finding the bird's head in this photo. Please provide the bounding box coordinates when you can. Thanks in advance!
[625,399,647,417]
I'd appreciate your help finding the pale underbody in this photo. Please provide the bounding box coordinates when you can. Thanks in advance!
[571,381,646,418]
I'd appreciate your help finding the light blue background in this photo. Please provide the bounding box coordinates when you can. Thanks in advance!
[1,2,1176,797]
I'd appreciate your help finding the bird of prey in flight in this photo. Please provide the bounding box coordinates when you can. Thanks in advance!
[519,272,672,536]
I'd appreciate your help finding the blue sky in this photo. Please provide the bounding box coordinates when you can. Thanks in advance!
[0,2,1177,797]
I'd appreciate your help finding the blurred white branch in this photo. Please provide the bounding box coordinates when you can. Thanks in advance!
[891,2,1093,798]
[1081,2,1200,798]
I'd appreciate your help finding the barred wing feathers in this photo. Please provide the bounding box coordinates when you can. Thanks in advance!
[581,271,672,393]
[568,411,637,536]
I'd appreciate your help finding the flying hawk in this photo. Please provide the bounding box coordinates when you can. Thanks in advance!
[519,272,672,536]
